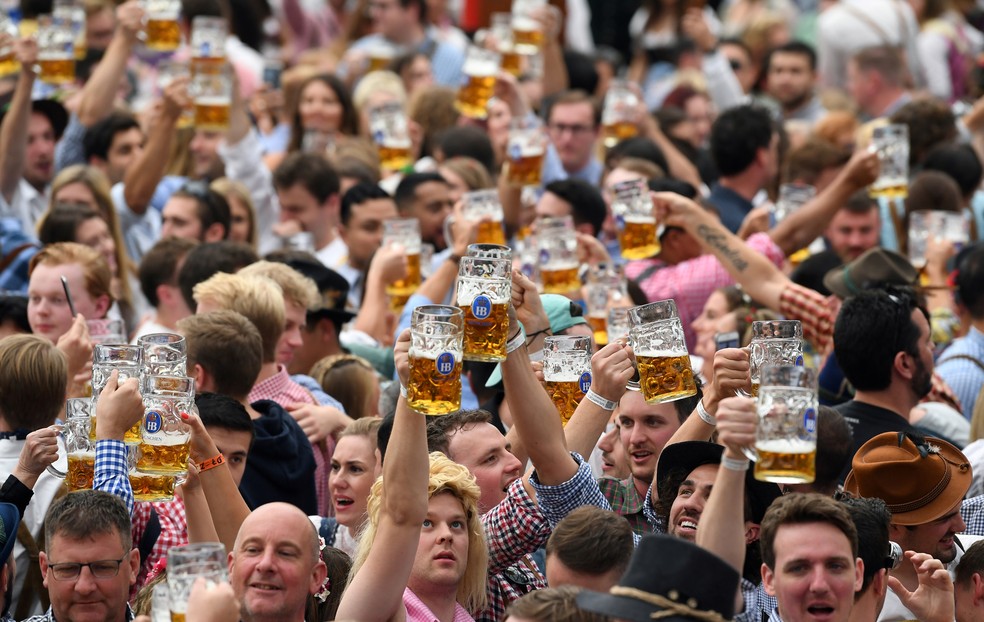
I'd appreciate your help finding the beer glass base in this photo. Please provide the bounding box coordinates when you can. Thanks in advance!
[463,352,506,363]
[868,185,908,200]
[642,388,698,405]
[409,399,461,416]
[753,469,815,484]
[620,244,661,261]
[453,101,489,120]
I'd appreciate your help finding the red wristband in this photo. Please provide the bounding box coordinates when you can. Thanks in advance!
[197,454,225,473]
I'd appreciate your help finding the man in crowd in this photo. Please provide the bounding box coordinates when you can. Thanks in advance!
[765,42,826,124]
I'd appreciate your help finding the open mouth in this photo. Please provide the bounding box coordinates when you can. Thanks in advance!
[249,582,282,592]
[334,496,354,508]
[630,450,652,464]
[806,604,836,619]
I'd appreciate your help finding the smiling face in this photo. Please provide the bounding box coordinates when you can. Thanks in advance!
[447,422,523,513]
[329,434,380,529]
[892,498,966,565]
[298,79,344,134]
[667,463,717,542]
[762,522,862,622]
[617,392,681,486]
[229,503,326,622]
[408,492,470,595]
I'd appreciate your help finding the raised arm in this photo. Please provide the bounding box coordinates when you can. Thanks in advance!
[768,149,879,256]
[93,371,144,516]
[122,77,189,214]
[666,347,750,447]
[0,37,37,202]
[76,0,144,127]
[335,329,427,622]
[563,340,634,460]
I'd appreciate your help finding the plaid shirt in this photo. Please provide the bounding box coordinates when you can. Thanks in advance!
[778,283,835,355]
[22,605,134,622]
[0,217,38,295]
[249,365,334,516]
[476,478,548,622]
[625,233,785,350]
[131,496,189,594]
[94,440,133,516]
[598,476,651,535]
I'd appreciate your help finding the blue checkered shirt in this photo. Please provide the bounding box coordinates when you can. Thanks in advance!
[94,440,134,516]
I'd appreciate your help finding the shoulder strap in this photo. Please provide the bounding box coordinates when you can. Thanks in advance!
[0,242,35,274]
[137,507,161,570]
[840,3,894,45]
[938,353,984,372]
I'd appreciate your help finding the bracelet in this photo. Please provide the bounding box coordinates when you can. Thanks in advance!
[399,384,408,398]
[198,454,225,473]
[585,389,617,411]
[506,327,527,353]
[721,455,750,472]
[696,400,716,426]
[525,328,550,343]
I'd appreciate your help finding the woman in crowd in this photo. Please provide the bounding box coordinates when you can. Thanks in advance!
[310,354,382,420]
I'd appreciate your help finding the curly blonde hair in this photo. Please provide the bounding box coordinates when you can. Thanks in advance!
[350,452,488,614]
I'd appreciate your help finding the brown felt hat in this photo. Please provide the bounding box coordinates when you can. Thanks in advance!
[823,248,919,299]
[843,432,971,526]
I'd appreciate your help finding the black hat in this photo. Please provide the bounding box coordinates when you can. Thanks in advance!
[576,534,739,622]
[0,503,19,567]
[0,95,69,142]
[280,257,357,324]
[656,441,782,525]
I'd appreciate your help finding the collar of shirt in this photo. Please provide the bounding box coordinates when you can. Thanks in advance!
[248,365,317,406]
[403,587,474,622]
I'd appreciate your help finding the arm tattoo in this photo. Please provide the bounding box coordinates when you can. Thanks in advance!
[696,224,748,272]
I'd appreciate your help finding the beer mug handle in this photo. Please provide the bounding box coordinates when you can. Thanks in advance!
[46,464,67,478]
[443,215,456,251]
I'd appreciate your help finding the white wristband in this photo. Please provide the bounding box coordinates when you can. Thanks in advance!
[506,327,527,353]
[696,400,716,426]
[399,384,408,398]
[584,389,617,411]
[721,456,750,471]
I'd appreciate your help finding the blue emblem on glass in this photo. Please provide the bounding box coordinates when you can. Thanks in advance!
[145,411,163,434]
[795,355,804,366]
[472,295,492,320]
[804,408,817,434]
[436,352,455,375]
[539,249,550,264]
[579,372,592,393]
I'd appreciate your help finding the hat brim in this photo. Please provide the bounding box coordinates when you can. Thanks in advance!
[309,308,356,324]
[0,503,20,567]
[576,590,704,622]
[822,267,852,300]
[656,441,725,490]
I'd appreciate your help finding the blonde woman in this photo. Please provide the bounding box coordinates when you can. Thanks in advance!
[309,354,381,420]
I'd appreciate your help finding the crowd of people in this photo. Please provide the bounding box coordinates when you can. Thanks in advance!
[4,0,984,620]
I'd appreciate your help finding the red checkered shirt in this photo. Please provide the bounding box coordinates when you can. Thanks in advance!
[475,479,549,622]
[778,283,836,354]
[249,365,334,516]
[130,496,189,595]
[625,233,785,350]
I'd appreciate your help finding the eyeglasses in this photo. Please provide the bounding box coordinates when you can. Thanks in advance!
[547,123,595,137]
[47,555,128,581]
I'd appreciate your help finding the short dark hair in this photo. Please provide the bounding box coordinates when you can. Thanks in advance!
[273,152,341,204]
[814,406,853,495]
[838,496,890,595]
[341,182,393,226]
[710,105,775,177]
[922,143,983,200]
[546,506,634,577]
[37,203,103,246]
[177,240,258,310]
[957,244,984,319]
[426,410,494,457]
[760,493,858,571]
[766,41,818,72]
[543,179,607,237]
[83,111,141,162]
[45,490,132,552]
[544,90,602,128]
[843,190,878,214]
[562,51,600,94]
[833,287,925,391]
[890,99,957,167]
[394,172,448,214]
[171,182,232,240]
[783,139,851,186]
[436,127,496,176]
[0,296,29,333]
[179,311,264,399]
[956,539,984,587]
[139,237,198,307]
[852,46,905,88]
[605,137,670,175]
[196,391,255,447]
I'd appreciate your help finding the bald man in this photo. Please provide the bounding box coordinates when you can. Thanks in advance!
[228,503,328,622]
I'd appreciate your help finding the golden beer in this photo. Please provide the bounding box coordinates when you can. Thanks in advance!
[136,440,192,475]
[636,353,697,404]
[0,51,19,77]
[455,73,497,120]
[602,121,638,149]
[407,353,462,415]
[38,57,75,84]
[379,144,413,172]
[88,416,143,445]
[191,55,226,74]
[194,97,231,131]
[587,313,608,346]
[369,53,394,72]
[145,18,181,51]
[171,613,186,622]
[130,471,176,502]
[754,439,816,484]
[386,252,421,297]
[541,265,580,294]
[460,301,509,362]
[512,24,542,54]
[390,292,410,313]
[750,382,760,398]
[507,151,544,186]
[545,379,586,425]
[501,50,522,76]
[868,183,908,200]
[618,216,660,260]
[476,220,507,246]
[67,452,95,492]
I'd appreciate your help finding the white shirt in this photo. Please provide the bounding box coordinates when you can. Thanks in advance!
[130,318,178,344]
[316,236,348,270]
[0,179,49,236]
